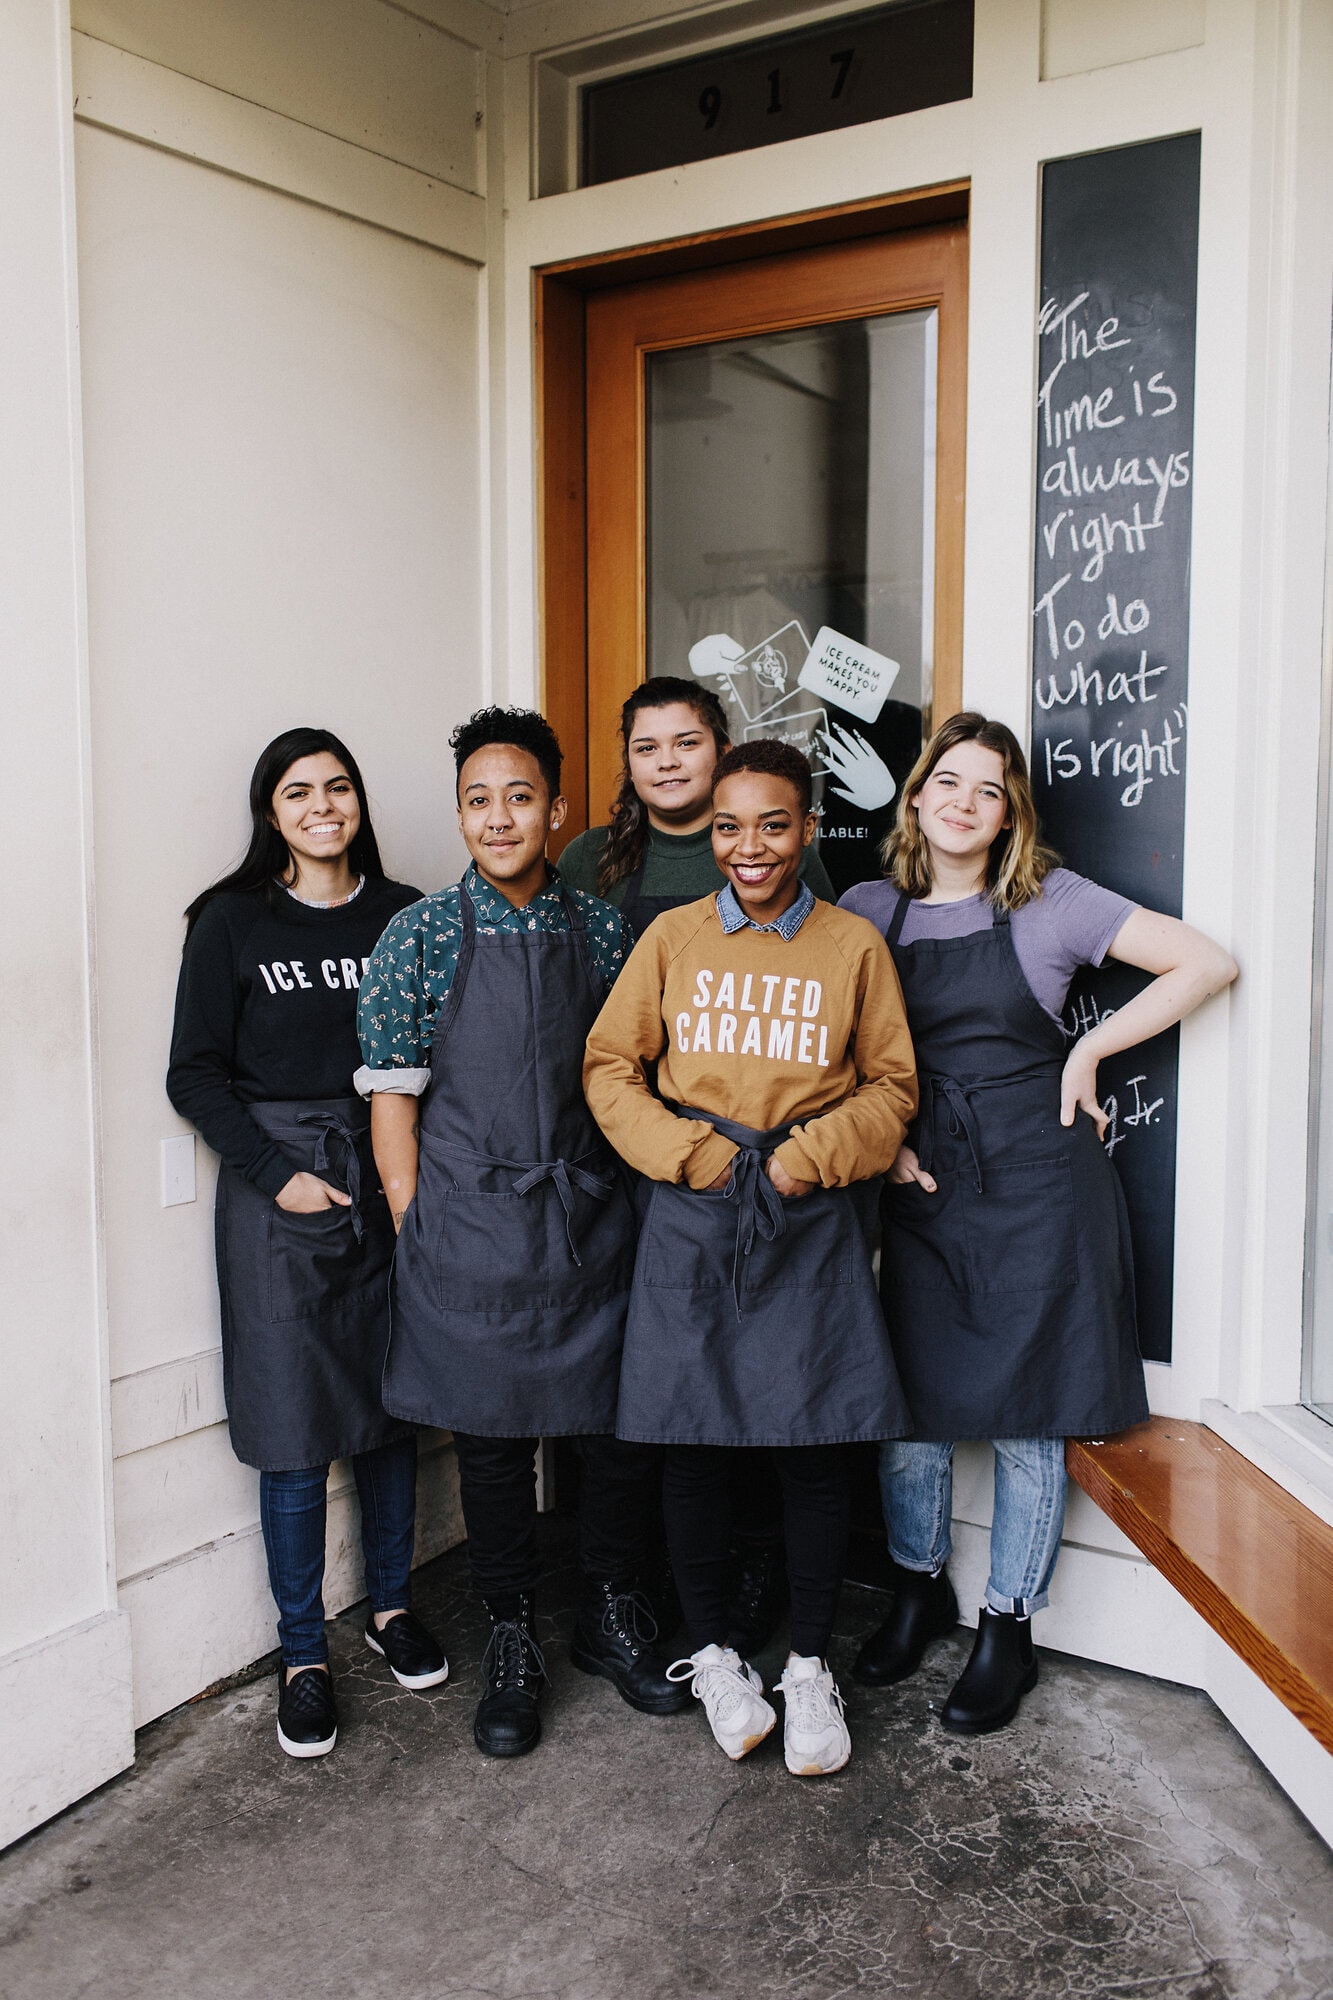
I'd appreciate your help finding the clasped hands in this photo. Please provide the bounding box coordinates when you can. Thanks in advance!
[705,1155,815,1199]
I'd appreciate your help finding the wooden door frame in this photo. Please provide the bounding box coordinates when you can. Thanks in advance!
[537,182,970,844]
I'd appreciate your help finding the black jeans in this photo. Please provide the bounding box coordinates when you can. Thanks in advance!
[663,1444,850,1659]
[452,1431,661,1610]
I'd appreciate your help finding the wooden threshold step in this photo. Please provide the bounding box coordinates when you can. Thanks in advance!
[1066,1416,1333,1755]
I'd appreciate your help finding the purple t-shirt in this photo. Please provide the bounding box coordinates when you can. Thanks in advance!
[839,868,1136,1022]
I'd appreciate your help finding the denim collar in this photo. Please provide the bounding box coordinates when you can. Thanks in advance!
[716,879,815,940]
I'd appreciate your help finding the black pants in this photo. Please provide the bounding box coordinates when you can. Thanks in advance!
[452,1431,660,1610]
[664,1444,849,1659]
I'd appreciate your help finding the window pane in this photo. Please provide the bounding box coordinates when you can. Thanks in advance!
[645,308,936,897]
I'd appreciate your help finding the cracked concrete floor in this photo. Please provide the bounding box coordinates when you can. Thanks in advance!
[2,1521,1331,2000]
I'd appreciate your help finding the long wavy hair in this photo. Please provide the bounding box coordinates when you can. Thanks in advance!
[882,712,1058,911]
[183,726,386,940]
[596,678,730,895]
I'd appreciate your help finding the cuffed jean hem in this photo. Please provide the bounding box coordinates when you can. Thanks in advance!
[879,1436,1066,1613]
[983,1586,1049,1617]
[886,1551,950,1577]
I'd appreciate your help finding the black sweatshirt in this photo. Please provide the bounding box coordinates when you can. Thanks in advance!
[167,878,420,1197]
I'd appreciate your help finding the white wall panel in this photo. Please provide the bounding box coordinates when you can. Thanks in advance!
[73,0,488,191]
[74,122,482,1388]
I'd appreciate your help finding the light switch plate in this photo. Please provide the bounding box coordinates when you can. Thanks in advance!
[161,1134,196,1207]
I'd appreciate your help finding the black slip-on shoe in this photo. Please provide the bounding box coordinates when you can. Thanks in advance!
[365,1610,449,1689]
[276,1667,338,1758]
[570,1580,694,1715]
[853,1566,959,1687]
[940,1609,1039,1735]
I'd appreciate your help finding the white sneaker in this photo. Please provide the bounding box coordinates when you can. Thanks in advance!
[667,1644,776,1760]
[777,1654,851,1775]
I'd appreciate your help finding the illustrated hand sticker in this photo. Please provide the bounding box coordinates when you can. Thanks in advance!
[818,723,897,811]
[688,633,746,681]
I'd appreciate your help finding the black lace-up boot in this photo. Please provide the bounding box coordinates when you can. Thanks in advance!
[726,1539,790,1657]
[570,1579,694,1714]
[474,1594,547,1757]
[940,1608,1038,1735]
[853,1566,959,1687]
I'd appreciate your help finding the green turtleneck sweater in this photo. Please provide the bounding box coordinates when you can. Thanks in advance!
[557,820,835,908]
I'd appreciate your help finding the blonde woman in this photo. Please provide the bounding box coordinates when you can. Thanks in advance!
[840,713,1236,1735]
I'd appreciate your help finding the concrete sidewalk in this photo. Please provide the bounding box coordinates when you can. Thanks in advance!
[1,1520,1330,2000]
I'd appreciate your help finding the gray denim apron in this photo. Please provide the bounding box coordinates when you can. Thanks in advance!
[214,1096,404,1471]
[384,878,635,1436]
[616,1108,910,1447]
[879,893,1148,1441]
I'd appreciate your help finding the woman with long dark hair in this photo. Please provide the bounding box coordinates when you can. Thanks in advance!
[168,727,447,1759]
[841,713,1236,1734]
[558,677,833,942]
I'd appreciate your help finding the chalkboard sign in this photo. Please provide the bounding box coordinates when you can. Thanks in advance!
[1030,134,1200,1364]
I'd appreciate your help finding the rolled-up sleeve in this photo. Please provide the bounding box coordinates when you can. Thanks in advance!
[356,907,433,1090]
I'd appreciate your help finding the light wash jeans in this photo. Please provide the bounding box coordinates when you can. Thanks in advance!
[878,1437,1067,1616]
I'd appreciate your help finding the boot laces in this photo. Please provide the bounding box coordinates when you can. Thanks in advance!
[600,1587,658,1655]
[482,1618,548,1692]
[735,1548,779,1618]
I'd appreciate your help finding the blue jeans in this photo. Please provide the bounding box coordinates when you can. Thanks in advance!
[878,1437,1067,1615]
[259,1435,418,1666]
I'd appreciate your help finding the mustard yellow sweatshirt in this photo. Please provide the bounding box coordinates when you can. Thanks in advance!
[583,894,918,1190]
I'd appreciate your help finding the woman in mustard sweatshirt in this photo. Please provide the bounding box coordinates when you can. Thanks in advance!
[583,740,917,1777]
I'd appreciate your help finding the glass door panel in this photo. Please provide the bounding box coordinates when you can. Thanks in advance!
[577,221,968,867]
[646,309,936,897]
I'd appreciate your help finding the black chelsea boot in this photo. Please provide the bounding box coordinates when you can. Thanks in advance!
[474,1594,547,1757]
[940,1608,1039,1735]
[853,1566,959,1686]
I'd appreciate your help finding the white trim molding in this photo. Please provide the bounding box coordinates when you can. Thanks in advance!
[71,32,489,264]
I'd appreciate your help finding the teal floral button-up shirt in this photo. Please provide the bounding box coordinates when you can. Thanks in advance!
[355,864,628,1095]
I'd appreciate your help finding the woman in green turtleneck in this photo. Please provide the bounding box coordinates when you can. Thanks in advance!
[559,675,833,1663]
[558,677,833,943]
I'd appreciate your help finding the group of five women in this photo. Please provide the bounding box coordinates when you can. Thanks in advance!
[168,684,1236,1769]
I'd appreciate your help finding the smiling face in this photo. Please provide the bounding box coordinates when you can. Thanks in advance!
[711,768,816,926]
[269,752,361,874]
[911,738,1011,874]
[627,700,725,833]
[457,743,566,907]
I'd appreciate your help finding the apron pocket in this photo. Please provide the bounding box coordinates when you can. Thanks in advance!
[267,1203,378,1321]
[882,1178,970,1293]
[432,1185,625,1310]
[637,1183,739,1293]
[963,1157,1079,1294]
[742,1187,857,1293]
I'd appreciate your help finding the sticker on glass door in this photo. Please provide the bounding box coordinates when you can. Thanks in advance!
[689,620,901,831]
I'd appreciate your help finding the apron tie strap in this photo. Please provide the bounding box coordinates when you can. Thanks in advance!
[297,1112,367,1240]
[719,1147,789,1320]
[920,1077,986,1195]
[511,1157,616,1267]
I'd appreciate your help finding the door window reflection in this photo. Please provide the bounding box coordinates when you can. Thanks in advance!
[646,309,937,895]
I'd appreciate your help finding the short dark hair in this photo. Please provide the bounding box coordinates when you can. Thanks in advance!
[450,706,563,800]
[713,738,813,816]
